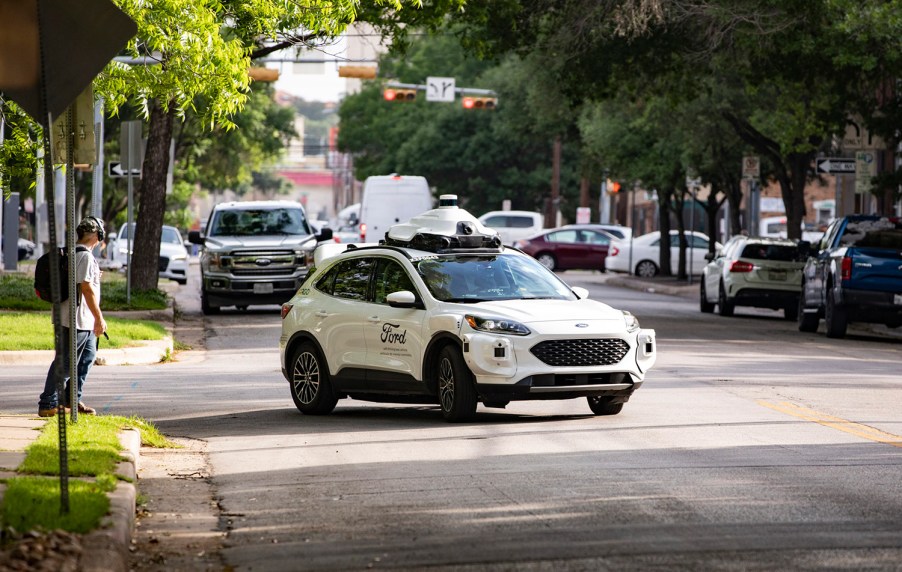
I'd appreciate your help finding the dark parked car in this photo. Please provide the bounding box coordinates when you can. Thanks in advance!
[798,215,902,338]
[514,227,614,271]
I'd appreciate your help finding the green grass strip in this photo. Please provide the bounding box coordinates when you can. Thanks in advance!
[1,476,114,534]
[1,415,178,536]
[18,415,179,477]
[0,313,167,351]
[0,273,168,312]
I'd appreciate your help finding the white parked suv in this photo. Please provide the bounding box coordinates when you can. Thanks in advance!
[108,223,189,285]
[280,196,657,422]
[477,210,544,246]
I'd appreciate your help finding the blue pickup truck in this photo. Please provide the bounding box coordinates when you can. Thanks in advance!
[798,215,902,338]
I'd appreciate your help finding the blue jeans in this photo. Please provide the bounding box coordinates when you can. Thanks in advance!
[39,328,97,410]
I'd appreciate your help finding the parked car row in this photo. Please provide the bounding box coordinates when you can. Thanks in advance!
[699,215,902,340]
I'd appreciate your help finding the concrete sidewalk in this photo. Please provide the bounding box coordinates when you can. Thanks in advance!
[0,414,140,571]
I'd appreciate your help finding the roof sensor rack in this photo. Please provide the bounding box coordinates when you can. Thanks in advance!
[383,194,504,253]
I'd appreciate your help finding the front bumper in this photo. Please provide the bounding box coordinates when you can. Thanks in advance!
[461,328,656,401]
[202,270,306,306]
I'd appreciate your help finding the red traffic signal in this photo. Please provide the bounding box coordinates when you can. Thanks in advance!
[462,96,497,110]
[383,88,417,102]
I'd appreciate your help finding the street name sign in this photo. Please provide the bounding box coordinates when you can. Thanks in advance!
[816,158,856,174]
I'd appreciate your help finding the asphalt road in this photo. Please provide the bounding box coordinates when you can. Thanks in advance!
[2,267,900,571]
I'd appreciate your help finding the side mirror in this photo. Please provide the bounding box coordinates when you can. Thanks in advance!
[571,286,589,300]
[188,230,204,245]
[316,228,333,242]
[386,290,418,308]
[704,252,716,262]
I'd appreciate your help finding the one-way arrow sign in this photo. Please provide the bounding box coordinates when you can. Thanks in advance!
[816,158,856,174]
[108,162,141,178]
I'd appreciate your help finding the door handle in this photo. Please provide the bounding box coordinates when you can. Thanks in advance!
[315,310,329,317]
[367,316,380,322]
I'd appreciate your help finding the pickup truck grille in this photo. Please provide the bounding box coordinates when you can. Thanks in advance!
[530,338,630,367]
[223,250,300,275]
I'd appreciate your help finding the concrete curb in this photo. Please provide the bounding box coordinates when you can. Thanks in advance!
[79,428,141,572]
[0,337,173,367]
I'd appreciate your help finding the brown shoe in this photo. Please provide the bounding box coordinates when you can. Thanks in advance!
[77,402,96,415]
[38,406,69,417]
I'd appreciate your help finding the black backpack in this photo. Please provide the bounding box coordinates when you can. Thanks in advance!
[34,245,89,303]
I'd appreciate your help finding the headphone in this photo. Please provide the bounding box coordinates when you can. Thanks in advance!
[77,216,106,242]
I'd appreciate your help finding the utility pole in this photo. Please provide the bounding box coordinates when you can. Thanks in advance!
[549,136,561,228]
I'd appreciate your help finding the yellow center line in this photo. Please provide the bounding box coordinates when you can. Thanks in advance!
[758,400,902,448]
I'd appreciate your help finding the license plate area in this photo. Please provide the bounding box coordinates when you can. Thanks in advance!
[768,269,787,281]
[894,293,902,305]
[253,282,274,294]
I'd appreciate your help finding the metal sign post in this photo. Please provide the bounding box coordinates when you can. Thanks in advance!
[119,120,143,305]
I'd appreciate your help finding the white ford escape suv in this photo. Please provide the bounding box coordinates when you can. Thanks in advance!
[279,195,656,422]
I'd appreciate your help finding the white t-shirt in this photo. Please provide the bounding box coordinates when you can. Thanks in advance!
[57,249,101,331]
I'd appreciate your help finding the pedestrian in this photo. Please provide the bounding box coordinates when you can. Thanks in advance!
[38,216,107,417]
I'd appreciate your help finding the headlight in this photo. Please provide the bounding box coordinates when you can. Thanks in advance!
[465,314,530,336]
[623,311,640,333]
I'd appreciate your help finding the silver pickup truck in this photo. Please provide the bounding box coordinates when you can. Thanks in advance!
[188,200,331,314]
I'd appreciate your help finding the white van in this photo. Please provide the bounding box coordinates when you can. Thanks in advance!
[477,210,544,246]
[359,175,432,242]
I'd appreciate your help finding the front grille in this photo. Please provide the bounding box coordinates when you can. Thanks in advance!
[158,256,169,271]
[530,338,630,367]
[231,267,296,276]
[224,250,299,277]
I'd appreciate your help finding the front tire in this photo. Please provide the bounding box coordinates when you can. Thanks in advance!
[289,342,338,415]
[437,346,477,422]
[201,290,220,315]
[700,281,715,313]
[588,396,623,416]
[718,282,735,317]
[825,289,848,339]
[635,260,658,278]
[536,253,556,271]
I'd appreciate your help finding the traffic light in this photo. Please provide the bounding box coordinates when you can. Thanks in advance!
[462,96,497,110]
[383,88,417,102]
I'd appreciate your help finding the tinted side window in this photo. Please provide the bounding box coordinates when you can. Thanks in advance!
[585,231,610,245]
[373,259,417,305]
[332,259,374,301]
[510,216,537,228]
[482,216,506,227]
[547,230,579,243]
[315,266,337,294]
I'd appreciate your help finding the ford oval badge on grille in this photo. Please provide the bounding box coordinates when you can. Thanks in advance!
[255,258,273,266]
[575,323,589,328]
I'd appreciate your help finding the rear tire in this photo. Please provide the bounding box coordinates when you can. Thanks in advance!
[699,281,715,313]
[635,260,658,278]
[587,396,623,416]
[825,289,848,339]
[718,282,735,317]
[289,342,338,415]
[437,346,477,422]
[797,286,819,332]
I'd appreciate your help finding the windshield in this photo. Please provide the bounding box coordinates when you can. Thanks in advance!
[415,252,576,302]
[118,224,182,244]
[209,208,312,237]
